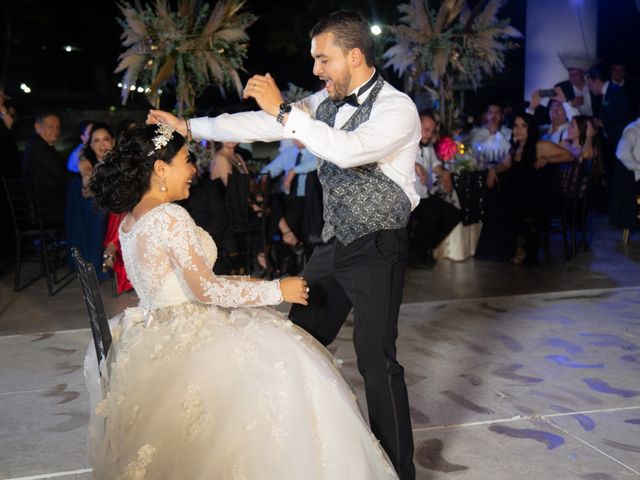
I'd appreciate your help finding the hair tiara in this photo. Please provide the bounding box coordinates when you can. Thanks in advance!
[148,123,175,156]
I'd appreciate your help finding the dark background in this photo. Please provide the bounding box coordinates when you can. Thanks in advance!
[1,0,638,135]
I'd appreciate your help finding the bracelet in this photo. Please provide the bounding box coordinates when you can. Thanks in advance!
[185,118,192,141]
[281,230,292,236]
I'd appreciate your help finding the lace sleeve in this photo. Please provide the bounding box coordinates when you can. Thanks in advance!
[161,205,283,307]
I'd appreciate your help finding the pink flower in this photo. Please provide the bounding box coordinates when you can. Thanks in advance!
[435,137,458,162]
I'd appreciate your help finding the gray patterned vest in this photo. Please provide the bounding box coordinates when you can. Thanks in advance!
[316,76,411,245]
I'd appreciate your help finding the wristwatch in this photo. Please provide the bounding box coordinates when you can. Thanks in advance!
[276,102,292,125]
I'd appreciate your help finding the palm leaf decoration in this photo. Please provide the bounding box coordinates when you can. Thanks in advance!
[384,0,521,133]
[115,0,256,115]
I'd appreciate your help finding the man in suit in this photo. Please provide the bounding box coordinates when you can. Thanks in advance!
[586,66,635,226]
[22,110,70,224]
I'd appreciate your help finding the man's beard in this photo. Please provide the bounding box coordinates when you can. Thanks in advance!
[329,69,352,101]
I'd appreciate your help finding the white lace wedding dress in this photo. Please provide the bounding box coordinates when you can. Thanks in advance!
[84,203,398,480]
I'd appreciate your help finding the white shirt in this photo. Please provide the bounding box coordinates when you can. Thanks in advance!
[190,75,421,209]
[616,118,640,181]
[414,144,441,199]
[468,125,512,163]
[572,83,593,116]
[541,122,569,144]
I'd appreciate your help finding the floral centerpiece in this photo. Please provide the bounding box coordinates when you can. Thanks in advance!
[434,137,477,173]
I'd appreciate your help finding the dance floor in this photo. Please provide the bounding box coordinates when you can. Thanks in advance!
[1,215,639,479]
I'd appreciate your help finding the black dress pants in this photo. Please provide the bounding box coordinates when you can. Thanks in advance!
[410,196,461,255]
[289,229,415,480]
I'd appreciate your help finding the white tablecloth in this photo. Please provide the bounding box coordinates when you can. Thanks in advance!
[434,223,483,261]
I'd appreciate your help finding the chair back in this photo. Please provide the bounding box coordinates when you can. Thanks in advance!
[71,247,112,373]
[1,177,42,232]
[226,171,252,226]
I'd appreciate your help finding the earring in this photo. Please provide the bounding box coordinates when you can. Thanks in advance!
[160,178,168,192]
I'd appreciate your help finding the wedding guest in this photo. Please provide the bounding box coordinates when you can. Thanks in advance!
[555,55,594,116]
[260,139,317,247]
[0,96,20,179]
[0,94,20,258]
[66,120,94,173]
[612,113,640,232]
[528,89,579,144]
[22,110,70,225]
[468,102,512,163]
[65,122,113,280]
[409,110,461,268]
[476,113,573,263]
[586,66,634,222]
[209,141,250,186]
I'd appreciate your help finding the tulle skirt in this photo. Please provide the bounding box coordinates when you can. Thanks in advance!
[84,303,398,479]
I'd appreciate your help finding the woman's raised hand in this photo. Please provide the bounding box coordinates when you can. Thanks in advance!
[279,276,309,305]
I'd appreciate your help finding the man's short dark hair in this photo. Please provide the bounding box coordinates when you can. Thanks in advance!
[35,110,59,124]
[419,109,438,124]
[484,102,503,113]
[310,10,375,67]
[586,66,607,82]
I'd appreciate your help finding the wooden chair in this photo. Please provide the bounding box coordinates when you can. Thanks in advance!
[2,177,73,295]
[71,247,112,379]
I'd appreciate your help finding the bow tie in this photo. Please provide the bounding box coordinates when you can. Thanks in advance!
[332,71,380,109]
[333,93,359,109]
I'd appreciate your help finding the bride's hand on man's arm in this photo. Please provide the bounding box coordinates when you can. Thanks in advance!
[147,109,189,138]
[279,277,309,305]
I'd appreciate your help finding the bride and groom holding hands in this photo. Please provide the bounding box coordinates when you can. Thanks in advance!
[86,9,421,479]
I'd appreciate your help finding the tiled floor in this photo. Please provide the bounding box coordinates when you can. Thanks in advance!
[1,214,639,479]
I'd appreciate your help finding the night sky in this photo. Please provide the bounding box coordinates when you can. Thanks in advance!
[1,0,638,120]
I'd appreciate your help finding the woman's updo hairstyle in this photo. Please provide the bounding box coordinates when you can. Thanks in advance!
[90,124,186,213]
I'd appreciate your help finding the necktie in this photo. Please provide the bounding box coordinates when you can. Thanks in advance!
[288,151,303,195]
[332,71,379,109]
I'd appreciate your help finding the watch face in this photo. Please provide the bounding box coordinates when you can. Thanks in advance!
[280,103,292,113]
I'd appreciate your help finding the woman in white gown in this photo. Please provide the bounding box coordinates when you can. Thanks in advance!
[84,124,398,479]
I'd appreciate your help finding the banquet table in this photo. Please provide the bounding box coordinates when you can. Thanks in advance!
[434,169,488,261]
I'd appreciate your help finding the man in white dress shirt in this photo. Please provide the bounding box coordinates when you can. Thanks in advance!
[468,103,512,163]
[555,55,594,117]
[409,110,461,268]
[148,10,418,479]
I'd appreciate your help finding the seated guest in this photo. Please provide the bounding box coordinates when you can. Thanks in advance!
[558,115,600,212]
[476,113,573,264]
[409,110,461,268]
[22,110,70,225]
[528,89,579,144]
[612,112,640,231]
[65,122,114,280]
[561,115,600,164]
[182,156,231,274]
[260,140,317,247]
[102,212,133,293]
[66,120,94,173]
[209,141,250,185]
[0,96,20,179]
[468,102,512,164]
